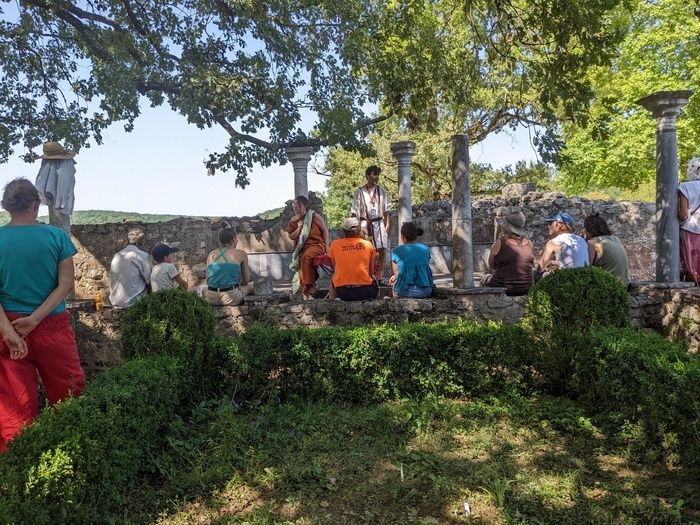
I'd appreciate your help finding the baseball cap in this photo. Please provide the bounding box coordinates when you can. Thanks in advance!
[545,212,574,227]
[152,244,179,262]
[342,217,360,231]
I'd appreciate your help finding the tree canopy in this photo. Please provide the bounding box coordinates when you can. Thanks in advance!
[557,0,700,192]
[1,0,627,186]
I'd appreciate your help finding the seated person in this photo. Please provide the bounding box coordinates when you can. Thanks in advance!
[536,212,588,277]
[286,195,329,300]
[390,222,434,298]
[328,217,378,301]
[582,214,630,287]
[480,211,534,296]
[109,228,151,308]
[204,228,254,306]
[150,244,188,292]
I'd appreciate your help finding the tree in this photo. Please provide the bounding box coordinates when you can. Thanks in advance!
[0,0,627,186]
[557,0,700,192]
[0,0,382,186]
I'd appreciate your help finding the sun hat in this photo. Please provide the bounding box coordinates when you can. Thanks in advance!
[496,211,527,237]
[152,244,180,262]
[40,141,76,160]
[545,212,574,227]
[342,217,360,231]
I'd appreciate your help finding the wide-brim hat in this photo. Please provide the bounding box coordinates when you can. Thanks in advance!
[497,211,527,237]
[40,141,76,160]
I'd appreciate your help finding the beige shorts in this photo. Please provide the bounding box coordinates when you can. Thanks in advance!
[204,287,245,306]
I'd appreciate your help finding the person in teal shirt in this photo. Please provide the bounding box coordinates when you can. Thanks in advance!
[390,222,434,298]
[0,178,84,452]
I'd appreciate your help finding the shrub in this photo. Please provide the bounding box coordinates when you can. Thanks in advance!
[570,327,700,467]
[522,267,629,393]
[120,289,221,393]
[120,288,215,360]
[225,320,536,404]
[0,355,190,524]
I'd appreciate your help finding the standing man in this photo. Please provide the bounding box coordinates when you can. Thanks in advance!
[109,228,151,308]
[35,141,77,234]
[351,165,393,283]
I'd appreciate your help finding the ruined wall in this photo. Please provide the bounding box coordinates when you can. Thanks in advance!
[70,190,655,299]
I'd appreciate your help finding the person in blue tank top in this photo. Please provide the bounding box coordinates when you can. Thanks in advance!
[389,222,434,298]
[0,178,84,452]
[204,228,254,306]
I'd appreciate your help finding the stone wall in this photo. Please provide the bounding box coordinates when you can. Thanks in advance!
[71,284,698,378]
[70,190,655,299]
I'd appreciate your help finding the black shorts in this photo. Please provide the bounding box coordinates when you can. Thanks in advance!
[335,282,379,301]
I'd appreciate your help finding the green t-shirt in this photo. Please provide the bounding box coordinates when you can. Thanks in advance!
[0,224,77,315]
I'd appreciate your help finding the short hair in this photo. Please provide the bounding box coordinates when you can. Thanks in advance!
[295,195,309,208]
[583,214,612,238]
[127,228,145,246]
[1,178,40,214]
[218,227,237,246]
[365,165,381,177]
[400,222,424,242]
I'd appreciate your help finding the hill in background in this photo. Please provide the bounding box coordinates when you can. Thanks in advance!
[0,207,285,226]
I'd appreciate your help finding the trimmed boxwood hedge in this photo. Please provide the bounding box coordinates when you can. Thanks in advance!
[0,355,190,524]
[225,320,537,403]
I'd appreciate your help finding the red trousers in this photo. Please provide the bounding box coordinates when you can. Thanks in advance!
[0,311,85,452]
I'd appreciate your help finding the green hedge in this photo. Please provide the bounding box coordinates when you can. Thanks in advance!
[571,327,700,467]
[523,267,629,393]
[226,320,537,403]
[0,355,190,524]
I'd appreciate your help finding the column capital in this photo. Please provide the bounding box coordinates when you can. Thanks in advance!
[637,90,693,130]
[390,141,416,161]
[285,146,314,162]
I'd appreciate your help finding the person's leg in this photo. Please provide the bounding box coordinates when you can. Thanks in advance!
[30,312,85,407]
[0,334,40,452]
[376,248,387,281]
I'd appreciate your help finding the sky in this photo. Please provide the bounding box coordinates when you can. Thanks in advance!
[0,105,540,217]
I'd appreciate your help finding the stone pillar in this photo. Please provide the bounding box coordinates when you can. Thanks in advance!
[636,90,693,283]
[286,146,314,198]
[390,141,416,244]
[451,135,474,288]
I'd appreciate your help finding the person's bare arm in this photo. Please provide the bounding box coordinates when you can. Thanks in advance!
[240,252,251,286]
[0,306,28,360]
[487,239,501,270]
[679,191,689,222]
[389,261,399,285]
[536,241,558,274]
[383,211,392,236]
[587,240,598,265]
[174,274,188,289]
[287,218,302,242]
[12,257,75,337]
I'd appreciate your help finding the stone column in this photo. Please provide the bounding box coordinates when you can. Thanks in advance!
[636,90,693,283]
[390,141,416,244]
[286,146,314,198]
[451,135,474,288]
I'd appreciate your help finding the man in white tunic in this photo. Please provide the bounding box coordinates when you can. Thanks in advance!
[109,228,152,308]
[351,165,393,283]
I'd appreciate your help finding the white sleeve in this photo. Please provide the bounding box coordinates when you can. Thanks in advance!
[382,186,393,214]
[167,263,180,279]
[138,252,152,283]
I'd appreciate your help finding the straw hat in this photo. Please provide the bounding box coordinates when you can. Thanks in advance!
[497,211,527,237]
[40,141,76,160]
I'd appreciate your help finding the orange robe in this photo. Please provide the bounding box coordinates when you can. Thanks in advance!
[287,216,326,287]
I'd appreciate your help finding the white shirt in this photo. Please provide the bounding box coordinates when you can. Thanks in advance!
[351,185,392,221]
[680,180,700,234]
[553,233,589,269]
[150,262,180,292]
[109,245,151,308]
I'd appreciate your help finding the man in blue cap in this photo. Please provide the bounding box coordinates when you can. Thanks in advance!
[536,212,589,277]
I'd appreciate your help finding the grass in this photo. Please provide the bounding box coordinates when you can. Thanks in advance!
[119,396,700,525]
